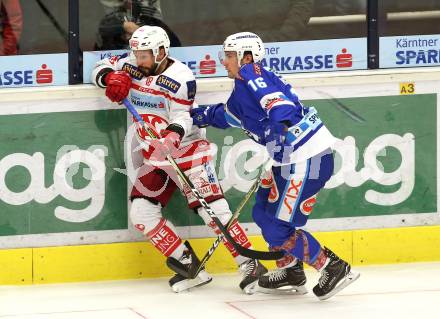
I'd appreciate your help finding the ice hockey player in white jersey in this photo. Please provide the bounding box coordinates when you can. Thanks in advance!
[91,25,267,293]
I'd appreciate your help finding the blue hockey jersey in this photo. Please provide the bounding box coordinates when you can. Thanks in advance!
[205,63,335,163]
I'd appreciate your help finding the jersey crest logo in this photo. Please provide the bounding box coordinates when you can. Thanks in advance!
[122,63,144,80]
[156,75,181,93]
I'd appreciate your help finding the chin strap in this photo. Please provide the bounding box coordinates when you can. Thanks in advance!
[154,55,168,73]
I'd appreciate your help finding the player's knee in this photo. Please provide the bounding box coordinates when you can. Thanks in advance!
[258,217,295,247]
[129,197,162,235]
[197,198,232,226]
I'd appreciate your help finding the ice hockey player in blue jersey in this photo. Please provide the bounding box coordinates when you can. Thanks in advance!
[191,32,360,300]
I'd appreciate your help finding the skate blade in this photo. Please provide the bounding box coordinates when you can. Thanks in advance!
[318,271,360,301]
[258,285,308,295]
[171,273,213,293]
[242,281,259,295]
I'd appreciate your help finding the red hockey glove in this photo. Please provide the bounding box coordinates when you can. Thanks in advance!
[149,129,182,161]
[160,129,182,150]
[105,71,131,103]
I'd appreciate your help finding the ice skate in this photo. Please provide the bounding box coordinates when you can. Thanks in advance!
[166,241,204,278]
[166,241,212,292]
[258,261,308,295]
[313,247,360,300]
[239,259,268,295]
[169,270,212,293]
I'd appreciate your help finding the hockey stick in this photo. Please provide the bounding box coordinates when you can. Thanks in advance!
[186,158,274,278]
[167,177,259,279]
[122,98,284,261]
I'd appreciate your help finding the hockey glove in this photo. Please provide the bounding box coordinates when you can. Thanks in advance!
[149,128,182,161]
[105,71,131,103]
[190,105,211,128]
[264,122,289,163]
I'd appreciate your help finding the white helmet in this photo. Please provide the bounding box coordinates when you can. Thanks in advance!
[129,26,170,63]
[223,32,265,63]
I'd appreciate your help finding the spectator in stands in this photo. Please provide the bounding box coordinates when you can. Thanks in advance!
[225,0,315,42]
[0,0,22,55]
[95,0,180,50]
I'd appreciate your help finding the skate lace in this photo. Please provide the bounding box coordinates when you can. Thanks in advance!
[268,269,287,282]
[179,251,192,265]
[318,269,329,288]
[240,260,256,276]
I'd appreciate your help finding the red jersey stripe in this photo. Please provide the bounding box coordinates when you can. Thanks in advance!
[131,83,193,106]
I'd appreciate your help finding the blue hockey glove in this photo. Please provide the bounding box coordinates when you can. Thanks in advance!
[190,105,211,128]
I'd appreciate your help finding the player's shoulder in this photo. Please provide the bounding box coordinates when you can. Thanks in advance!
[238,62,265,80]
[113,53,131,66]
[167,57,195,81]
[156,58,196,99]
[106,54,149,81]
[96,52,130,69]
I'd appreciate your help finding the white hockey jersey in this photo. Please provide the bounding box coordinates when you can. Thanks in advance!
[92,54,211,169]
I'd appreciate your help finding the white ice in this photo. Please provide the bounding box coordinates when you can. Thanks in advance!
[1,262,439,319]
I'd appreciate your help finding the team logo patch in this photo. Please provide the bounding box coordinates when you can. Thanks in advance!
[156,75,181,93]
[109,56,119,65]
[268,183,279,203]
[260,171,273,189]
[182,163,221,206]
[260,92,288,110]
[253,63,262,75]
[135,113,168,140]
[108,53,128,66]
[265,97,284,110]
[134,224,145,232]
[122,63,144,80]
[186,80,196,99]
[300,195,317,215]
[261,176,273,189]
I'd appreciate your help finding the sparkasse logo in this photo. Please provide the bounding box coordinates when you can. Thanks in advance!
[183,53,217,76]
[0,64,53,86]
[261,48,353,72]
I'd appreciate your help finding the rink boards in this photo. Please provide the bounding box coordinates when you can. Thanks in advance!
[2,225,440,285]
[1,68,440,284]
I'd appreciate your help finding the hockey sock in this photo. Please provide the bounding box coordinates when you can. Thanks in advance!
[207,219,252,265]
[310,247,330,271]
[146,218,186,259]
[276,229,323,267]
[130,198,186,259]
[271,249,299,269]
